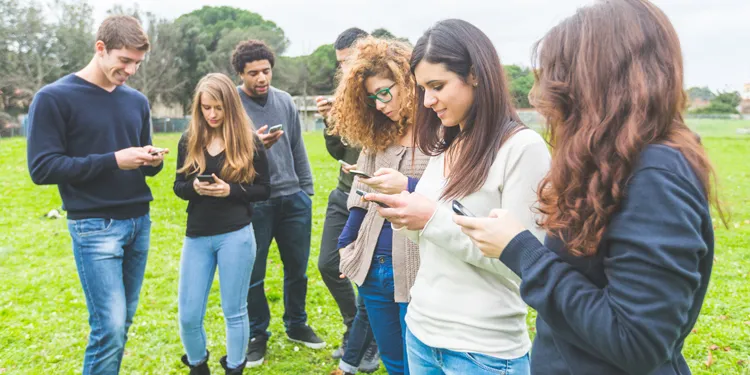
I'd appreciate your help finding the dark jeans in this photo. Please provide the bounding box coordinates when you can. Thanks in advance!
[248,191,312,338]
[319,188,376,369]
[67,214,151,375]
[318,188,358,327]
[359,255,409,375]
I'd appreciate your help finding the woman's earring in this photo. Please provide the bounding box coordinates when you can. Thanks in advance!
[473,82,478,87]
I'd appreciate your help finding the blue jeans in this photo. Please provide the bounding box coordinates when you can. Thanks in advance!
[67,214,151,375]
[405,327,530,375]
[359,255,409,375]
[248,191,313,338]
[179,225,256,369]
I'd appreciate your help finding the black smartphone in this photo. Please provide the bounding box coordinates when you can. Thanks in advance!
[349,169,372,179]
[356,189,388,208]
[196,174,215,184]
[452,200,475,217]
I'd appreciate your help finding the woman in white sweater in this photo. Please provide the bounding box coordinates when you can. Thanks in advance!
[365,19,550,375]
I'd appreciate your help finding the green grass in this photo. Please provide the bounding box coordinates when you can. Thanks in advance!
[1,119,749,374]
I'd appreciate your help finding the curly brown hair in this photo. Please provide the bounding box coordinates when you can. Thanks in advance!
[328,37,416,151]
[532,0,725,256]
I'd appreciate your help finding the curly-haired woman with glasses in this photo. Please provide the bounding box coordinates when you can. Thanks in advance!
[326,36,430,375]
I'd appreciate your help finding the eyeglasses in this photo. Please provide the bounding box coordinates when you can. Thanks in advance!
[366,83,397,107]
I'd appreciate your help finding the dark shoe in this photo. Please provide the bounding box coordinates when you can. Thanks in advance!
[245,336,267,368]
[331,331,349,359]
[219,355,246,375]
[357,340,381,373]
[287,325,326,349]
[181,351,211,375]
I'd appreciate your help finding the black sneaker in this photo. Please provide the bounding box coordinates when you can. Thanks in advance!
[287,325,326,349]
[245,336,267,368]
[357,340,381,373]
[331,331,349,359]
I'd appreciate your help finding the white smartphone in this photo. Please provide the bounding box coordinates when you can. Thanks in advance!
[269,124,283,133]
[338,159,351,167]
[149,147,167,155]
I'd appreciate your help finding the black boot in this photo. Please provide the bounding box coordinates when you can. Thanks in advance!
[220,355,247,374]
[181,351,211,375]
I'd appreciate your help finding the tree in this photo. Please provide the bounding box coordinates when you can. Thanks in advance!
[687,86,715,101]
[274,56,308,96]
[306,44,336,94]
[179,6,289,54]
[691,91,741,114]
[1,0,93,121]
[371,27,410,44]
[172,6,290,110]
[505,65,534,109]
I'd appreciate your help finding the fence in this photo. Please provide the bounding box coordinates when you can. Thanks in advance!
[4,111,749,139]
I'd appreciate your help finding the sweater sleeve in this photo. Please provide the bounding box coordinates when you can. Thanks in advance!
[172,133,200,201]
[499,167,709,375]
[228,136,271,203]
[139,102,163,177]
[27,91,119,185]
[420,139,550,276]
[289,104,314,196]
[337,207,367,249]
[324,119,347,160]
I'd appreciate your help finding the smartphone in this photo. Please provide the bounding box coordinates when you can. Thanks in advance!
[349,169,372,179]
[269,124,283,133]
[356,189,388,208]
[452,200,475,217]
[196,174,215,184]
[149,147,166,155]
[338,159,351,167]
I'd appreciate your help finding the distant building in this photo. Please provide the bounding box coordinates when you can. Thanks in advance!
[741,83,750,114]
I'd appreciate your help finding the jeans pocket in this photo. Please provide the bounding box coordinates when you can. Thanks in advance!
[297,190,312,207]
[72,218,114,237]
[464,351,508,374]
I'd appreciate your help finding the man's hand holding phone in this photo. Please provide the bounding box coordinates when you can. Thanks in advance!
[316,96,334,117]
[256,124,284,149]
[115,147,158,170]
[142,145,168,167]
[338,160,357,174]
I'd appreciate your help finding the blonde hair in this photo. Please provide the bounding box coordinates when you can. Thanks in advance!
[328,37,416,151]
[178,73,257,183]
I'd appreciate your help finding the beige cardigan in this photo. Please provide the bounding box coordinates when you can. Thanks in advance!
[338,145,430,302]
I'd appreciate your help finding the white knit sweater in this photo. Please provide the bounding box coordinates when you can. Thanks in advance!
[396,128,551,359]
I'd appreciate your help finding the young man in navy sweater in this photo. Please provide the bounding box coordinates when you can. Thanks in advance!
[26,15,165,375]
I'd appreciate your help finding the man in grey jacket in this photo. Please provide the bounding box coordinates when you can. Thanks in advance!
[231,39,322,368]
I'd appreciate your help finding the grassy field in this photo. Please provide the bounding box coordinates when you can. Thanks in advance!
[1,118,749,374]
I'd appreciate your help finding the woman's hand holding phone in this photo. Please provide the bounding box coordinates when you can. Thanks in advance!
[193,174,231,197]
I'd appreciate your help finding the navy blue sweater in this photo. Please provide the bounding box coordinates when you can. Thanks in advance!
[27,74,163,219]
[500,145,714,375]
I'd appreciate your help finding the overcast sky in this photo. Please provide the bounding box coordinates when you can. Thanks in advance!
[91,0,750,92]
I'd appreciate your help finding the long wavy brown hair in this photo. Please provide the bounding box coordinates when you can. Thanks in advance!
[410,19,523,200]
[328,37,416,151]
[178,73,257,183]
[532,0,724,256]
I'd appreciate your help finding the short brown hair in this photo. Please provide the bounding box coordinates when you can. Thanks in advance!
[96,15,150,52]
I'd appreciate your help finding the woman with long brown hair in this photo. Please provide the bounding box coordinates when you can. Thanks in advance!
[328,36,430,375]
[173,73,270,374]
[454,1,721,374]
[369,19,550,374]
